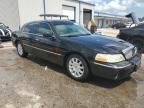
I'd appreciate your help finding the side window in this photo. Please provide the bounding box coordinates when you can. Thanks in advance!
[38,22,52,35]
[22,22,53,35]
[22,23,39,34]
[22,25,30,33]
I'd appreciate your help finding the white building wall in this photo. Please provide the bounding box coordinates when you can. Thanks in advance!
[63,0,80,24]
[63,0,95,26]
[45,0,62,15]
[17,0,95,27]
[18,0,44,27]
[0,0,20,31]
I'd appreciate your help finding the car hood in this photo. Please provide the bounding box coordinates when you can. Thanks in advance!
[62,35,133,54]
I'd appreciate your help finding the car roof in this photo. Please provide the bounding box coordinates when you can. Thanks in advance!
[27,20,74,25]
[21,20,75,29]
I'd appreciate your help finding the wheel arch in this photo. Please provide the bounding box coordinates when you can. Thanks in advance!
[14,39,21,46]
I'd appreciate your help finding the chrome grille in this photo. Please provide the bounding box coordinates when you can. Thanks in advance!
[124,47,137,60]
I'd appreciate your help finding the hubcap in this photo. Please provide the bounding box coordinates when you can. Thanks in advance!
[68,57,84,78]
[17,44,23,55]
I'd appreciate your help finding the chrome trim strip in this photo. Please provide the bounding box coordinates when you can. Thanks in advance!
[122,45,134,54]
[23,44,62,56]
[93,62,131,69]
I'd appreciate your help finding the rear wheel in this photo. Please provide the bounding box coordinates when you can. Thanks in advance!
[16,42,28,57]
[129,38,144,53]
[66,54,89,81]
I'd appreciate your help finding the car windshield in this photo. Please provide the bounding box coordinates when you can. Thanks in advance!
[54,23,91,37]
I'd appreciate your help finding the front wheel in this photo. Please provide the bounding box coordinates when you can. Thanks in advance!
[16,42,28,57]
[66,54,89,81]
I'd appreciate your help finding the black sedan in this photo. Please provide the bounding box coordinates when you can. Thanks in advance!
[112,23,126,29]
[118,23,144,53]
[11,20,141,81]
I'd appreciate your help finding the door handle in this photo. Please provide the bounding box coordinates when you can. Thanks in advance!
[31,38,40,42]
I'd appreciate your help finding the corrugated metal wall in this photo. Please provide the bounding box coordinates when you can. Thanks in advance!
[0,0,20,31]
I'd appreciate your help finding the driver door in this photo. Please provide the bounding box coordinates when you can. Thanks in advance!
[30,22,61,63]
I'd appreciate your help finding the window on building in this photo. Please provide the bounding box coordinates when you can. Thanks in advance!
[62,5,75,21]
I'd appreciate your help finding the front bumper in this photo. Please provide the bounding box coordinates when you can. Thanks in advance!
[90,54,141,80]
[0,36,11,41]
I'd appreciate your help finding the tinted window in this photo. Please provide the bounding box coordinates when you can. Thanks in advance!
[38,22,52,35]
[22,22,52,35]
[22,23,39,34]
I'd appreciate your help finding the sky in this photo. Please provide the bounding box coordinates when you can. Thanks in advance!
[82,0,144,18]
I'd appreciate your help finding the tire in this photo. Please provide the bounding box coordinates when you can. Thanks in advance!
[66,54,89,81]
[16,42,28,57]
[129,38,144,53]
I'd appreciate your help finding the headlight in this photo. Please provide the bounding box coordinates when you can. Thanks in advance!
[95,54,125,63]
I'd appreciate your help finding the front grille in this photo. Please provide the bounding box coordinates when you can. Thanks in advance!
[0,29,11,37]
[4,29,9,36]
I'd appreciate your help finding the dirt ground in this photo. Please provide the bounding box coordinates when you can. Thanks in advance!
[0,36,144,108]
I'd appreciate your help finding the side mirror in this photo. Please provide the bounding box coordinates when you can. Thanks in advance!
[43,33,53,37]
[43,32,56,41]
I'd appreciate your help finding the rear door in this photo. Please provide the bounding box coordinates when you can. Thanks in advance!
[21,23,39,53]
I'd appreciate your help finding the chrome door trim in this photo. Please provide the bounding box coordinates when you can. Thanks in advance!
[23,44,62,56]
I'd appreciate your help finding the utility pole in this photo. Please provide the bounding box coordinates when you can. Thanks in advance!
[43,0,46,20]
[79,1,82,24]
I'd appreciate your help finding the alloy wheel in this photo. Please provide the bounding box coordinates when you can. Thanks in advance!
[17,43,23,56]
[68,57,85,78]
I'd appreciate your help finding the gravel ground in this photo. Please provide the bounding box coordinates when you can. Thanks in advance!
[0,41,144,108]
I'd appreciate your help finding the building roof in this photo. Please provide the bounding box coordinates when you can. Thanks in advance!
[66,0,95,6]
[95,12,128,20]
